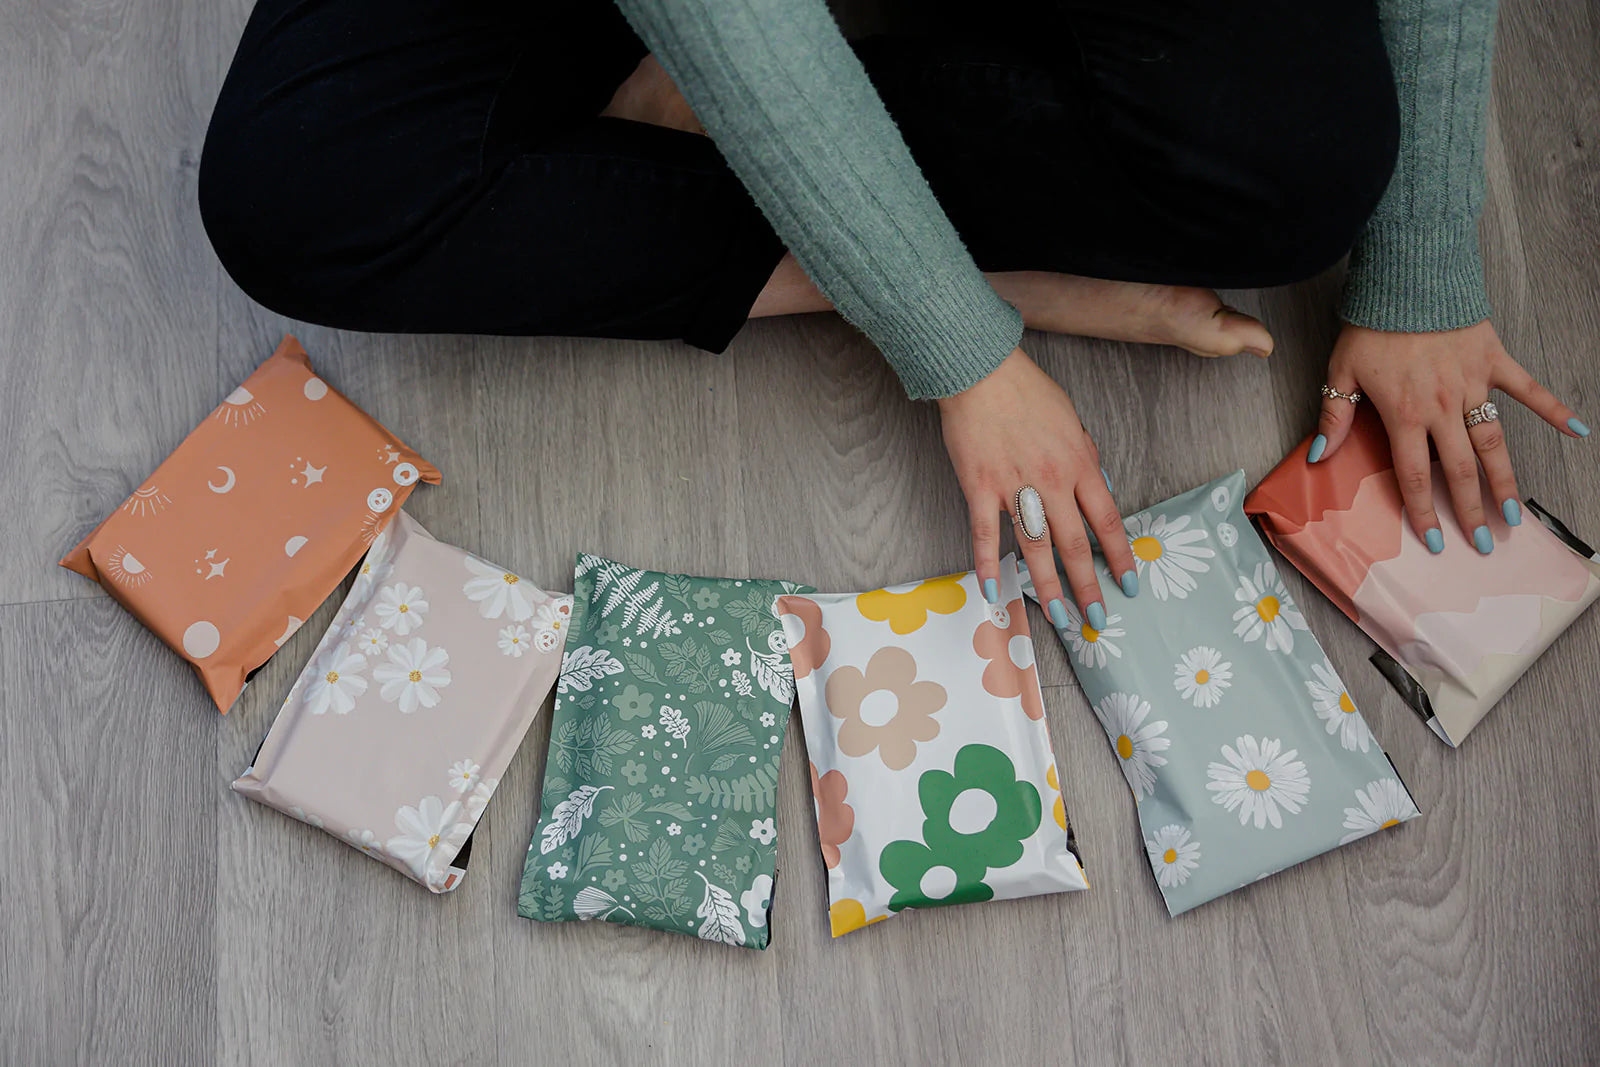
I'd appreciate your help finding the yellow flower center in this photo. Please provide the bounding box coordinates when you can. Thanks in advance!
[1132,536,1164,561]
[427,834,440,848]
[398,603,409,613]
[1163,848,1178,864]
[1339,691,1356,714]
[503,573,519,585]
[1081,624,1100,642]
[1195,669,1209,684]
[1245,769,1272,792]
[1255,595,1280,621]
[408,669,422,682]
[1116,735,1134,760]
[1380,818,1400,830]
[325,671,339,684]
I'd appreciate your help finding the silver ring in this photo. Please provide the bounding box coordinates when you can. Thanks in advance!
[1464,400,1500,429]
[1321,384,1363,404]
[1013,485,1047,542]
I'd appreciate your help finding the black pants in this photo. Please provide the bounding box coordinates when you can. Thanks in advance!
[199,0,1400,353]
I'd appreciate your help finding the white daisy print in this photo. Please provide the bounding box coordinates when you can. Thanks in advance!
[373,637,452,713]
[448,759,482,794]
[350,531,394,602]
[1125,512,1215,600]
[288,806,324,829]
[345,828,383,856]
[463,555,534,621]
[1058,599,1125,669]
[530,599,570,652]
[498,625,532,658]
[1145,824,1201,888]
[1092,692,1170,797]
[1306,659,1372,752]
[465,777,499,821]
[356,628,389,657]
[303,643,368,716]
[1206,735,1311,829]
[375,581,429,635]
[1339,778,1419,844]
[1172,646,1232,709]
[1230,561,1307,653]
[386,795,468,883]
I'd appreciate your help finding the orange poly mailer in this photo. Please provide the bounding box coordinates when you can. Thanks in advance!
[61,336,441,712]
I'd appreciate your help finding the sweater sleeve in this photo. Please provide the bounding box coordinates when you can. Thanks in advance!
[1341,0,1500,332]
[612,0,1023,400]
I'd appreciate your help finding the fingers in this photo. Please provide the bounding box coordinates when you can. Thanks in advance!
[1310,373,1362,464]
[969,496,1004,605]
[1433,420,1492,555]
[1013,509,1071,631]
[1046,494,1106,629]
[1383,420,1444,553]
[1467,414,1521,530]
[1494,356,1590,438]
[1076,477,1138,599]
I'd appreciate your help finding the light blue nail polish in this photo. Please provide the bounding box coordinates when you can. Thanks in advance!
[1086,602,1107,631]
[1473,525,1494,555]
[982,578,999,605]
[1502,499,1522,527]
[1425,528,1444,554]
[1101,467,1113,493]
[1307,434,1327,464]
[1047,599,1071,630]
[1569,417,1591,437]
[1120,570,1139,598]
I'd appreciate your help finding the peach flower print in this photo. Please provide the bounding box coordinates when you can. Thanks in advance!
[824,646,946,770]
[777,595,830,680]
[972,596,1044,721]
[809,761,855,869]
[855,573,967,634]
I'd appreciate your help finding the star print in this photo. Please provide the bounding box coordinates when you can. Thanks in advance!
[300,462,326,487]
[205,558,229,580]
[382,447,400,464]
[204,549,217,560]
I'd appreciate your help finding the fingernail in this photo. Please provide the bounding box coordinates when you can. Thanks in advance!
[1473,525,1494,555]
[1101,467,1113,493]
[1120,570,1139,598]
[1307,434,1327,464]
[1502,499,1522,527]
[1569,417,1591,437]
[1425,528,1444,554]
[1086,602,1107,631]
[1047,599,1071,629]
[982,578,999,605]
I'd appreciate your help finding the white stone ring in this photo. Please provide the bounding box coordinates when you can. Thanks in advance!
[1014,485,1048,542]
[1464,400,1500,429]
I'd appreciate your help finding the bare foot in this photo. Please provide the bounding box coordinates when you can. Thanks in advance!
[990,272,1275,358]
[601,55,705,135]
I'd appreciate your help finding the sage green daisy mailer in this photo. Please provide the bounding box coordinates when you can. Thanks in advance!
[518,553,809,949]
[1021,471,1421,917]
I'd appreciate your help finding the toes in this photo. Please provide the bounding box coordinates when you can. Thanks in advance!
[1163,289,1274,358]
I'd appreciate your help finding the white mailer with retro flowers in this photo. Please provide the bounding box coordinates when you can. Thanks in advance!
[233,510,569,892]
[1021,470,1421,917]
[779,554,1089,938]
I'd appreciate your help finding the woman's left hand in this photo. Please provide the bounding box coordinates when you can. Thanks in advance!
[1311,320,1587,553]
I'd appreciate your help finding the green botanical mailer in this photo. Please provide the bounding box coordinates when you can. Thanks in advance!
[518,553,808,949]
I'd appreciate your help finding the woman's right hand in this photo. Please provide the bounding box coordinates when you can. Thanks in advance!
[937,348,1138,629]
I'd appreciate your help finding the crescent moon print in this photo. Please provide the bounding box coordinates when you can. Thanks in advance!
[122,485,171,518]
[274,617,303,647]
[208,466,236,493]
[106,545,152,586]
[214,385,266,427]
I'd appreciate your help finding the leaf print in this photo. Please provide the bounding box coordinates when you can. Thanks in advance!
[712,820,749,853]
[664,573,695,608]
[573,885,634,922]
[707,629,732,645]
[685,762,779,812]
[598,791,650,842]
[712,862,737,885]
[658,705,691,741]
[540,785,613,854]
[552,718,634,780]
[573,833,614,878]
[542,775,571,800]
[644,801,696,821]
[725,588,780,636]
[731,671,753,698]
[594,563,645,617]
[620,581,661,628]
[659,638,716,692]
[634,838,689,883]
[693,701,755,753]
[709,753,742,772]
[620,651,669,687]
[647,609,681,639]
[745,641,795,705]
[557,645,625,693]
[694,873,746,947]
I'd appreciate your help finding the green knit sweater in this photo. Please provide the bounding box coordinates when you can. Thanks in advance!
[616,0,1498,400]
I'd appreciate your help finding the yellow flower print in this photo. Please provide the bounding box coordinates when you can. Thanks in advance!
[1047,763,1067,832]
[829,897,888,938]
[855,573,967,634]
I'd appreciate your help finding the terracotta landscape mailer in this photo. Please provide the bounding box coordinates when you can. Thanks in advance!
[60,336,440,712]
[1245,406,1600,746]
[1023,471,1419,916]
[233,511,568,892]
[781,555,1089,938]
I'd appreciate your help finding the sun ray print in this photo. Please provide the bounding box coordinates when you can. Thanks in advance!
[106,545,152,586]
[213,385,267,427]
[121,485,171,518]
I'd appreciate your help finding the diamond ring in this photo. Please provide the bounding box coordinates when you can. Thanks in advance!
[1320,385,1363,404]
[1014,486,1047,542]
[1464,400,1500,429]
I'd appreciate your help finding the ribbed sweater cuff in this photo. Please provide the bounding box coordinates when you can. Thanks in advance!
[1340,217,1493,333]
[856,271,1025,400]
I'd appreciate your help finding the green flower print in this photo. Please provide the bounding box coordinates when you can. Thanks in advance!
[683,833,706,855]
[620,760,647,786]
[693,588,721,610]
[613,684,655,721]
[596,622,623,644]
[735,855,751,873]
[603,869,628,891]
[649,784,666,799]
[880,744,1043,912]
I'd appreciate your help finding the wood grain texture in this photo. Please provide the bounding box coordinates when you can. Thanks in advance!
[4,0,1600,1062]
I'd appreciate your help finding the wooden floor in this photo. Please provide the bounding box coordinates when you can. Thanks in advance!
[4,1,1598,1063]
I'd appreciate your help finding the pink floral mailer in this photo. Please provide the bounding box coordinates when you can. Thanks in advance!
[233,511,570,891]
